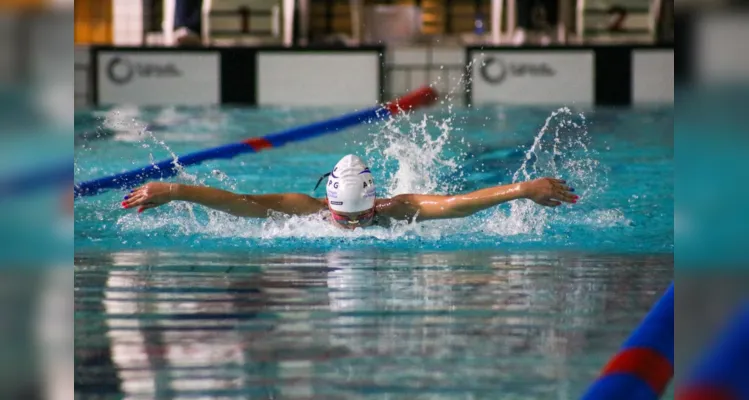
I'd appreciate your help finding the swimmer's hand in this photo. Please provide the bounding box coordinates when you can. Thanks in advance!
[122,182,175,213]
[522,177,577,207]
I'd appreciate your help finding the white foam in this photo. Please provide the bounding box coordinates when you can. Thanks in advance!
[484,107,614,237]
[367,112,463,196]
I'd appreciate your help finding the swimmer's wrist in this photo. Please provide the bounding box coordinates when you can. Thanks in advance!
[168,183,181,201]
[517,182,531,199]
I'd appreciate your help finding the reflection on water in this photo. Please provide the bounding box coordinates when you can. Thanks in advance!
[75,250,673,399]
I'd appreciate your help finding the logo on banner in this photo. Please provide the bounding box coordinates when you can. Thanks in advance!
[106,56,182,85]
[480,57,556,84]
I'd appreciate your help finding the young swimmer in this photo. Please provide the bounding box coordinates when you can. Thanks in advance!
[122,154,578,229]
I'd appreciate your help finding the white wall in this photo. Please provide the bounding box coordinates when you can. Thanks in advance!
[83,46,674,108]
[257,52,380,107]
[469,50,595,105]
[97,51,220,106]
[387,46,464,103]
[632,49,674,103]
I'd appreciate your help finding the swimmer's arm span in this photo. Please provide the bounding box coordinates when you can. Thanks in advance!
[379,178,576,221]
[123,182,325,217]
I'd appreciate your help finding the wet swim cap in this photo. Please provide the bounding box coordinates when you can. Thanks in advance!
[326,155,376,213]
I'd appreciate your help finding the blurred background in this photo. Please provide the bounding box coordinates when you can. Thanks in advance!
[73,0,674,48]
[1,1,73,400]
[73,0,675,108]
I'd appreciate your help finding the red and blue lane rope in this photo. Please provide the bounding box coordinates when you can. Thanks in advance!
[0,161,72,198]
[677,301,749,400]
[73,87,438,198]
[581,282,674,400]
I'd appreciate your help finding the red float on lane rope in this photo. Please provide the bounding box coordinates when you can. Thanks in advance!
[242,137,273,151]
[386,86,438,115]
[600,347,674,396]
[677,386,739,400]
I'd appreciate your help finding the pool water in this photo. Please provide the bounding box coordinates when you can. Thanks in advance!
[74,104,674,399]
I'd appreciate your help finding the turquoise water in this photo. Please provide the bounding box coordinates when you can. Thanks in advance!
[74,104,674,399]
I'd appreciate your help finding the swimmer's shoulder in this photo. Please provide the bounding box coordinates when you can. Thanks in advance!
[374,196,412,216]
[374,197,395,209]
[315,197,330,209]
[373,197,401,227]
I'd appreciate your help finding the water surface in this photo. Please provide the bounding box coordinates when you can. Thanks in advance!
[74,104,674,398]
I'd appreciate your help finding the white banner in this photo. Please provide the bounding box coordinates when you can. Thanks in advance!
[632,50,674,103]
[470,51,594,105]
[97,51,220,106]
[257,52,380,107]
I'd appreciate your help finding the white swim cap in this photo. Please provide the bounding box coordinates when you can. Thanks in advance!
[326,155,376,213]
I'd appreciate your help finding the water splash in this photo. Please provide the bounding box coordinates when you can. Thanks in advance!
[89,107,249,237]
[486,107,611,236]
[99,105,618,248]
[366,111,466,196]
[114,203,487,249]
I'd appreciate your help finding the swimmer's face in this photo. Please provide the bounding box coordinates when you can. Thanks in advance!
[330,208,376,229]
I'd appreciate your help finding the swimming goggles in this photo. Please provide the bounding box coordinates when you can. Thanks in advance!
[330,208,376,227]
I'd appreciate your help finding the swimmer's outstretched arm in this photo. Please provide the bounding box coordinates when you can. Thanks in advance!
[378,177,577,222]
[122,182,326,217]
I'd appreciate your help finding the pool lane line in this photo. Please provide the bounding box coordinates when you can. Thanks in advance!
[581,282,674,400]
[74,87,438,198]
[676,301,749,400]
[0,160,72,199]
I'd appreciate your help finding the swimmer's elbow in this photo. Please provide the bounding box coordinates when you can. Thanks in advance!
[418,196,472,220]
[225,194,272,218]
[238,193,323,217]
[390,195,472,220]
[443,203,473,218]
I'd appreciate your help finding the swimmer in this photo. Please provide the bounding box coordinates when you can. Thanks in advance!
[122,154,578,229]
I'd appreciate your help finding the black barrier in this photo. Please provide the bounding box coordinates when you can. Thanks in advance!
[88,44,672,108]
